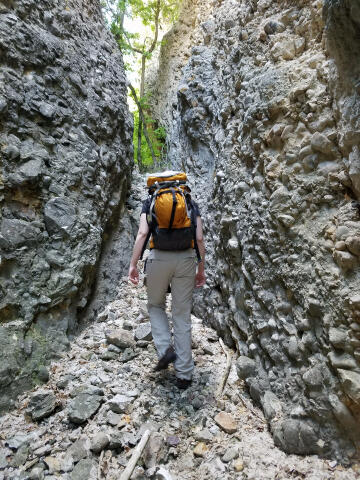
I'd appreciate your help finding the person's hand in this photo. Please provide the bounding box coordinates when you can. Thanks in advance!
[195,271,206,288]
[128,265,139,285]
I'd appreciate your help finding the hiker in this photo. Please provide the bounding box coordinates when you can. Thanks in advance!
[128,171,206,389]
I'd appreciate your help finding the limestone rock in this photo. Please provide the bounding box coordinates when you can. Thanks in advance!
[214,412,237,434]
[28,390,56,421]
[193,442,208,457]
[68,388,103,424]
[337,370,360,403]
[0,0,132,414]
[105,329,135,349]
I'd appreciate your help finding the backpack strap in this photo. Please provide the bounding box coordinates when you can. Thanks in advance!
[168,188,178,230]
[190,201,202,264]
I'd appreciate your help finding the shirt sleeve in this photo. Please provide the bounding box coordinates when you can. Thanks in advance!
[141,198,151,215]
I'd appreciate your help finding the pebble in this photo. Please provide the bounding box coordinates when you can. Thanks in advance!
[214,412,238,434]
[233,458,245,472]
[193,442,208,457]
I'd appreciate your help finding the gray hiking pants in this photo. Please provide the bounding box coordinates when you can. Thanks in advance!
[146,249,197,380]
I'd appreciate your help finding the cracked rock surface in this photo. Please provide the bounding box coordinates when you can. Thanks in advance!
[0,0,133,413]
[147,0,360,460]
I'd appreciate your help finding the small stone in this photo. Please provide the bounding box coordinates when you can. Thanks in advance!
[233,459,244,472]
[105,328,135,349]
[44,456,61,474]
[135,323,152,341]
[222,446,239,463]
[193,442,208,457]
[236,356,257,380]
[29,467,45,480]
[311,132,334,154]
[68,387,103,424]
[203,345,214,355]
[333,250,358,271]
[28,389,56,421]
[37,366,50,383]
[345,236,360,256]
[90,432,109,453]
[66,436,91,463]
[107,410,122,426]
[107,394,133,413]
[166,436,180,447]
[194,429,213,443]
[39,102,55,118]
[214,412,237,434]
[155,466,174,480]
[337,369,360,403]
[71,458,97,480]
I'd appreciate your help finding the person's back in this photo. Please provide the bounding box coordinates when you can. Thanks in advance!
[128,171,206,389]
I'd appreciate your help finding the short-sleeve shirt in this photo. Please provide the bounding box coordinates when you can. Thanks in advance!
[141,197,201,217]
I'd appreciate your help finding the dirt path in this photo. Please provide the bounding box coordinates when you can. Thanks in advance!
[0,276,358,480]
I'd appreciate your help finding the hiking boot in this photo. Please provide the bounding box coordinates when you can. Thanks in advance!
[154,346,176,371]
[176,377,192,389]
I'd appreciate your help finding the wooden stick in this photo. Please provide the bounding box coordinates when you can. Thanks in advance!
[119,429,151,480]
[216,338,232,398]
[97,450,104,479]
[238,393,267,424]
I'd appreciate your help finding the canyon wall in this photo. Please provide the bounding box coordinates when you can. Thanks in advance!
[0,0,133,412]
[151,0,360,461]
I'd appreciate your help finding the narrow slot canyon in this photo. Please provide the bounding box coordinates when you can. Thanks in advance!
[0,0,360,478]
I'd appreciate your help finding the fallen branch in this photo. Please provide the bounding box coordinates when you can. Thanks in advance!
[216,338,232,398]
[97,450,104,479]
[119,429,151,480]
[238,393,267,424]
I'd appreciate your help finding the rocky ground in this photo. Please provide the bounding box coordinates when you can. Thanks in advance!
[0,274,359,480]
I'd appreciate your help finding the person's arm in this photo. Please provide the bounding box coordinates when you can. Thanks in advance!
[195,216,206,287]
[128,214,150,285]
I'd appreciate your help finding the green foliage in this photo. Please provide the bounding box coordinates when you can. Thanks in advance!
[133,107,167,172]
[102,0,181,170]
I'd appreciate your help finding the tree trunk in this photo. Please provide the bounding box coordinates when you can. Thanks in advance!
[129,83,157,168]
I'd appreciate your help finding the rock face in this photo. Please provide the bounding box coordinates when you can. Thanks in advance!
[151,0,360,459]
[0,0,133,412]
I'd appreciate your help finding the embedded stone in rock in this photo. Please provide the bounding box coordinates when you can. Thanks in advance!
[68,387,104,424]
[1,218,41,249]
[333,250,358,271]
[105,329,135,349]
[107,394,134,413]
[214,412,237,434]
[28,390,56,421]
[337,370,360,403]
[328,352,357,370]
[44,197,77,237]
[135,323,153,341]
[261,391,283,420]
[236,356,257,380]
[345,236,360,256]
[71,458,97,480]
[311,132,335,155]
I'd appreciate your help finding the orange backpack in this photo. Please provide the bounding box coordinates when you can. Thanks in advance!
[140,171,201,261]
